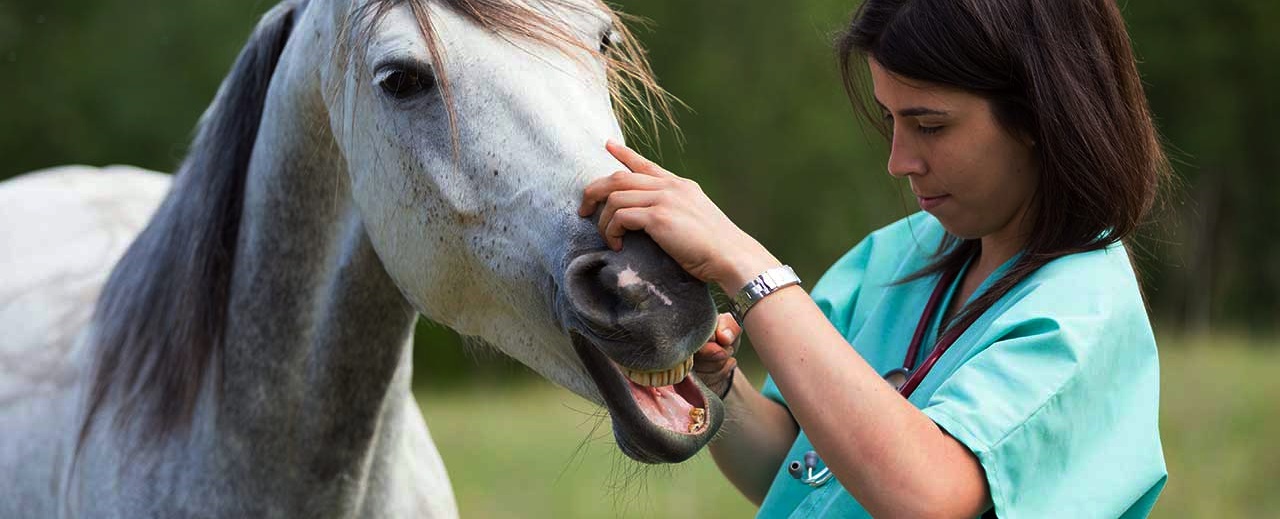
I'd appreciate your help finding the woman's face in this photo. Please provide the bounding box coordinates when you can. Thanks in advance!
[868,58,1038,244]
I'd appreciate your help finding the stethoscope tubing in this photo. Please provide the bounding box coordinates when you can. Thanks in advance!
[789,264,975,488]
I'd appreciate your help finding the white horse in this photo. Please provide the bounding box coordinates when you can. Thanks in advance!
[0,0,725,516]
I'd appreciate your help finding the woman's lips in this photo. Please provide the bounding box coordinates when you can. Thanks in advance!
[916,194,950,210]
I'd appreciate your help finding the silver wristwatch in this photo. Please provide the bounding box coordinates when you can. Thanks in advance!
[728,265,801,324]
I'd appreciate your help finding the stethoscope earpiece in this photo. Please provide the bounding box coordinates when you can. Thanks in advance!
[787,459,804,479]
[788,450,834,488]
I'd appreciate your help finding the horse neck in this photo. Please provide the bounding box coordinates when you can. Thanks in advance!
[215,68,419,497]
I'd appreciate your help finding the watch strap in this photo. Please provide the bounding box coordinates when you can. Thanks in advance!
[728,265,801,324]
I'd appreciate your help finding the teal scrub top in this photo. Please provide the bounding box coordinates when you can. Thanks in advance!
[757,212,1167,518]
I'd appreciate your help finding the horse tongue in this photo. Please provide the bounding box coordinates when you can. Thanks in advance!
[628,378,698,433]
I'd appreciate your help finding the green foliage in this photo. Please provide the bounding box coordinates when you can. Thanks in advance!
[1121,1,1280,330]
[0,1,264,175]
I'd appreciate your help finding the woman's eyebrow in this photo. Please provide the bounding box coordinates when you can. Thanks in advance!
[898,107,949,117]
[874,98,949,117]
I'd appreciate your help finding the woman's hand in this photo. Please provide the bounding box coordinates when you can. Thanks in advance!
[694,313,742,398]
[578,140,781,292]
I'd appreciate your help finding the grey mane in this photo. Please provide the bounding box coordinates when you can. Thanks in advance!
[78,0,305,449]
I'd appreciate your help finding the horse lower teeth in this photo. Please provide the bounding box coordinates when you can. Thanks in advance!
[688,407,707,433]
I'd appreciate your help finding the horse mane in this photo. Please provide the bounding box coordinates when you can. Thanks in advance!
[78,0,304,449]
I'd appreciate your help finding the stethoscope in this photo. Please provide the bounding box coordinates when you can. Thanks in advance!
[789,266,971,488]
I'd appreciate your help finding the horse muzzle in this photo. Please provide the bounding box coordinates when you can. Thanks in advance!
[562,231,722,463]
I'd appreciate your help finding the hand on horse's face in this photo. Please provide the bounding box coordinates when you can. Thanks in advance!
[578,140,781,293]
[692,313,741,398]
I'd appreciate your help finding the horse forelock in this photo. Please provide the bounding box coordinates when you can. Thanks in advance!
[347,0,679,147]
[76,0,307,457]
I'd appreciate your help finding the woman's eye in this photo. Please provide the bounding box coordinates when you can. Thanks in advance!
[376,65,435,100]
[919,125,943,135]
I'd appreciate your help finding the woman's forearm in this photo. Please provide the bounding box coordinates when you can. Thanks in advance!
[740,286,990,518]
[707,368,799,505]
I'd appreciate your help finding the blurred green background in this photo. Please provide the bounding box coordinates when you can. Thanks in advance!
[2,0,1277,517]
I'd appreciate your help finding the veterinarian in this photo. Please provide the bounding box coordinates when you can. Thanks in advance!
[579,0,1168,516]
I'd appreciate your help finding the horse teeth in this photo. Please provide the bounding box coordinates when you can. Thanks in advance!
[688,407,707,433]
[623,354,698,387]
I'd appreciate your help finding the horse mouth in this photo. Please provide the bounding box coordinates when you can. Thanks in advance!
[570,331,723,464]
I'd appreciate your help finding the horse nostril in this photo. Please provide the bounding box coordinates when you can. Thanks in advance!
[566,249,676,330]
[563,232,717,370]
[564,252,620,329]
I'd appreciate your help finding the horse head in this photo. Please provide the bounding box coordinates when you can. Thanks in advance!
[312,0,724,463]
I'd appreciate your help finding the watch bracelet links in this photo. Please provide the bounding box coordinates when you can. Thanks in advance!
[728,265,801,324]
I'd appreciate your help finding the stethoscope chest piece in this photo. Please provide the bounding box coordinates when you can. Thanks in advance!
[882,367,910,392]
[788,450,834,488]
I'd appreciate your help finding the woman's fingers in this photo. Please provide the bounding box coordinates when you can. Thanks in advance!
[606,139,673,178]
[695,341,731,362]
[714,312,741,354]
[694,313,741,369]
[691,342,737,396]
[602,206,655,251]
[578,170,662,217]
[596,190,658,246]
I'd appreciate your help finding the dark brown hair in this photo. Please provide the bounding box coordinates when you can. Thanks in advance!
[838,0,1170,336]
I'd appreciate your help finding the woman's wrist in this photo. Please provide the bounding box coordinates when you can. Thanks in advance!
[715,237,783,294]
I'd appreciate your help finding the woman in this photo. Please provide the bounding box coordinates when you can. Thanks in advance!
[579,0,1168,517]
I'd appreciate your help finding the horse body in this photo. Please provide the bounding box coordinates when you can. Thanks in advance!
[0,166,172,516]
[1,154,456,517]
[1,1,723,517]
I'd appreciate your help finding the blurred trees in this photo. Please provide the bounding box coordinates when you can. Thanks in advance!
[625,0,1280,335]
[1,0,1276,385]
[1122,0,1280,333]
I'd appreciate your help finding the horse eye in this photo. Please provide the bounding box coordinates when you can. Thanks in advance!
[599,30,620,53]
[376,64,435,100]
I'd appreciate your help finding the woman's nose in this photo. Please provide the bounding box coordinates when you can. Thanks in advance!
[887,134,925,178]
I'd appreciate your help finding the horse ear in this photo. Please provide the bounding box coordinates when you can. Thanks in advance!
[186,0,303,171]
[230,0,299,99]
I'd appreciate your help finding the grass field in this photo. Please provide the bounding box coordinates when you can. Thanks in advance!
[418,336,1280,518]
